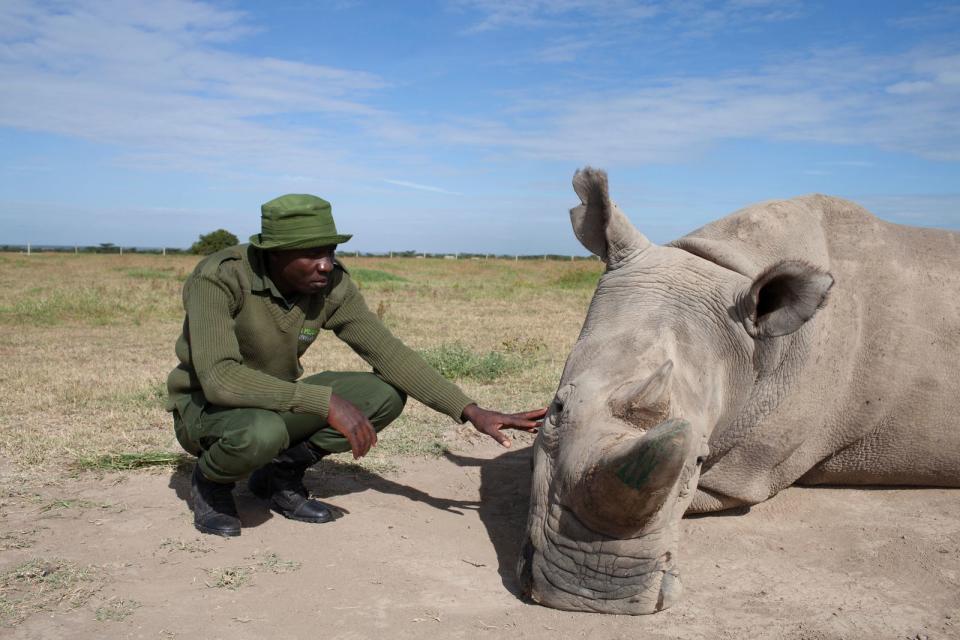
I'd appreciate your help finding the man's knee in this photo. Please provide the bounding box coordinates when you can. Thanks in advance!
[372,383,406,429]
[218,410,289,467]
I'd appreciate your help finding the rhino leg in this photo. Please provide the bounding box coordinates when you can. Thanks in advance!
[685,487,752,514]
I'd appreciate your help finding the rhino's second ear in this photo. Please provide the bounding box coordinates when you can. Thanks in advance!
[742,260,834,339]
[570,167,649,266]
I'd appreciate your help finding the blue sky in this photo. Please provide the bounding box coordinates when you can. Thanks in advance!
[1,0,958,253]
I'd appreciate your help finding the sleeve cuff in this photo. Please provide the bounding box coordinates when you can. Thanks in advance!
[291,383,333,419]
[440,392,475,424]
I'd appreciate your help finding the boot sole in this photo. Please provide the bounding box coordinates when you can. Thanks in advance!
[194,521,241,537]
[270,504,333,524]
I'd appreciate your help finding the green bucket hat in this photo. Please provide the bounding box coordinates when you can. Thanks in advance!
[249,194,352,250]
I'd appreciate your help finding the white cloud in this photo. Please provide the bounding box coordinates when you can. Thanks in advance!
[453,0,803,34]
[384,179,462,195]
[1,0,957,189]
[887,81,936,95]
[432,47,960,163]
[0,0,403,180]
[535,38,590,63]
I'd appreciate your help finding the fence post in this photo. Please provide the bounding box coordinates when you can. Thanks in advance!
[27,243,31,255]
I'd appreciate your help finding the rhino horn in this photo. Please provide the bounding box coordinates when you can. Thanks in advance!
[570,167,650,267]
[609,360,673,428]
[575,418,693,534]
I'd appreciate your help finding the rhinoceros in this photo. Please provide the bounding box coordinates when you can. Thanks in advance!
[517,167,960,615]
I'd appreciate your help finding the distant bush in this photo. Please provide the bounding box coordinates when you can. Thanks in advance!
[190,229,238,255]
[420,342,518,383]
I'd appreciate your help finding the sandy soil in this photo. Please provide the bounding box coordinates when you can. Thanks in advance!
[2,441,958,640]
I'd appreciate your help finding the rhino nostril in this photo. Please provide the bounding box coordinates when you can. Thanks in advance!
[696,456,705,465]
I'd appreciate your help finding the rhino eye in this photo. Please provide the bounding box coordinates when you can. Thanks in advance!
[696,456,705,466]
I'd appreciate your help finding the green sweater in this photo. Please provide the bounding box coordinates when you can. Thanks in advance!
[166,245,473,422]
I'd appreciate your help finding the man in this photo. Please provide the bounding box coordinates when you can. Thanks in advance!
[167,194,545,537]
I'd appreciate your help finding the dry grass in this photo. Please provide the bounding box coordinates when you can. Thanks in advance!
[0,558,102,626]
[203,551,302,591]
[0,252,600,475]
[94,597,140,622]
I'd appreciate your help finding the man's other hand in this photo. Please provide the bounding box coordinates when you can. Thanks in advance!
[461,404,547,448]
[327,393,378,459]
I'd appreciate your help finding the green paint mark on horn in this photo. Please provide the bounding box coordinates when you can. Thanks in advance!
[613,419,689,490]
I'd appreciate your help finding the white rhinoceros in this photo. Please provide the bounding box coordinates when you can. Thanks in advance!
[517,167,960,615]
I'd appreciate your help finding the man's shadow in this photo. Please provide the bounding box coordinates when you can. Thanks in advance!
[169,457,481,528]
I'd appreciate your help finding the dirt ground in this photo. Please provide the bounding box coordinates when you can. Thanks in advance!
[2,438,957,640]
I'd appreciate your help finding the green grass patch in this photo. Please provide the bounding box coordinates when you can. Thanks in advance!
[0,285,173,325]
[550,266,604,289]
[349,268,408,285]
[74,451,193,472]
[419,342,519,383]
[0,288,124,324]
[121,267,177,280]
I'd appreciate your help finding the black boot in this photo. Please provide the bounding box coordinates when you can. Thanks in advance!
[248,442,333,523]
[191,465,241,537]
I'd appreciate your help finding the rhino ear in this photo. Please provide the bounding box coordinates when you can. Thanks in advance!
[570,167,650,266]
[742,260,834,339]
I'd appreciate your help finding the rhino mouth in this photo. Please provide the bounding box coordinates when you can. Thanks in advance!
[518,502,682,614]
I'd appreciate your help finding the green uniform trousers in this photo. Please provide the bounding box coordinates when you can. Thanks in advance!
[173,371,406,483]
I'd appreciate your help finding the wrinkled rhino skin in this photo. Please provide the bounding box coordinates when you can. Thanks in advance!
[518,168,960,615]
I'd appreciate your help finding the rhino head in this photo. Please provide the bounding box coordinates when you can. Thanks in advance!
[516,168,834,614]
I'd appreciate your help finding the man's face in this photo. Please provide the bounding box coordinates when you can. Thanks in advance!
[268,245,337,296]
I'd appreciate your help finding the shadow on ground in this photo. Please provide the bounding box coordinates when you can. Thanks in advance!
[443,447,534,598]
[168,456,483,531]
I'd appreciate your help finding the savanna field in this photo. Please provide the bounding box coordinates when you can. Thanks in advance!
[1,251,957,640]
[0,252,600,474]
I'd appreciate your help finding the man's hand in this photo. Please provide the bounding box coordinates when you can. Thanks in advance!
[461,404,547,448]
[327,393,378,459]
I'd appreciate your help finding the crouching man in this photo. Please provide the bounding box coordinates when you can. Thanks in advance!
[166,194,545,536]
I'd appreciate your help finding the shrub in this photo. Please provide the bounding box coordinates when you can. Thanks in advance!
[190,229,238,255]
[420,342,518,383]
